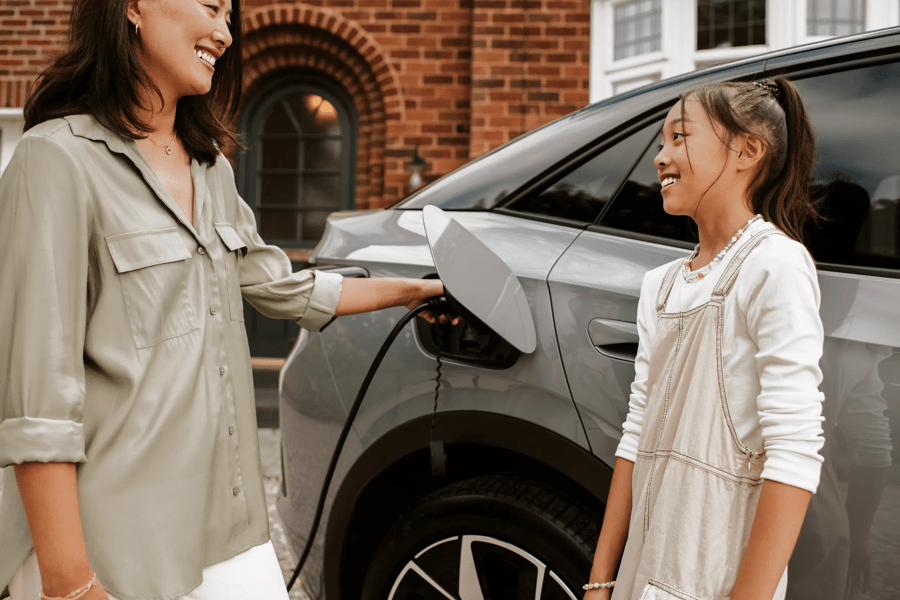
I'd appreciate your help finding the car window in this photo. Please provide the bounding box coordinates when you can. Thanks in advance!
[502,121,661,223]
[600,62,900,272]
[598,123,698,244]
[795,62,900,271]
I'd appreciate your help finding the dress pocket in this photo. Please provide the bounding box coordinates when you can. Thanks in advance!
[639,580,704,600]
[106,228,198,348]
[213,222,247,322]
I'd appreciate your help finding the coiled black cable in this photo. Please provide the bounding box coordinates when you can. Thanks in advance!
[286,297,449,591]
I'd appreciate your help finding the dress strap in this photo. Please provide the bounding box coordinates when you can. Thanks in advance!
[711,228,785,299]
[655,261,682,314]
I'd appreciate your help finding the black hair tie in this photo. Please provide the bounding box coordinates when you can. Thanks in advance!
[753,79,781,98]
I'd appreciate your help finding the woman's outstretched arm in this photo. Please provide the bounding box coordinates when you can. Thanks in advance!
[334,277,444,316]
[585,457,634,599]
[14,462,108,599]
[730,480,811,600]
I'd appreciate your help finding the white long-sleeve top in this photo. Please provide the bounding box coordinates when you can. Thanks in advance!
[615,219,826,493]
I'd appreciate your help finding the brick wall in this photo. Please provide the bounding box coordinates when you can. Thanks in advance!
[1,0,591,206]
[470,0,590,157]
[0,0,71,107]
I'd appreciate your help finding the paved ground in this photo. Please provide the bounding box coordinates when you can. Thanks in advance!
[259,427,313,600]
[0,428,308,599]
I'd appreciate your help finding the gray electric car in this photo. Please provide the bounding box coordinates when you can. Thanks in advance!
[278,27,900,600]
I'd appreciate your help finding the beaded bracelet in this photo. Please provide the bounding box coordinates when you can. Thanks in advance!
[583,581,615,591]
[41,573,99,600]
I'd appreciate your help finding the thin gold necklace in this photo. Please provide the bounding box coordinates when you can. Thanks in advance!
[147,131,177,155]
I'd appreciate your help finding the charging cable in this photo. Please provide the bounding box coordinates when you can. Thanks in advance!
[287,297,450,591]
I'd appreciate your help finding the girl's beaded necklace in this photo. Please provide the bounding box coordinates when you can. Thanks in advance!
[682,214,762,283]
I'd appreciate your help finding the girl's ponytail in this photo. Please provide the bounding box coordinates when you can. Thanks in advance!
[755,79,818,243]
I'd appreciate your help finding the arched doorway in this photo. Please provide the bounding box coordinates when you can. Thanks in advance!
[237,75,357,357]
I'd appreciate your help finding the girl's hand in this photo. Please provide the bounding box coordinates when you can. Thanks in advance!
[582,587,613,600]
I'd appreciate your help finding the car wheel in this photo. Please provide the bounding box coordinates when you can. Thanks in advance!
[360,475,602,600]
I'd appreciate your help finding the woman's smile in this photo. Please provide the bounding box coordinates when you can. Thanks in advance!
[195,48,218,69]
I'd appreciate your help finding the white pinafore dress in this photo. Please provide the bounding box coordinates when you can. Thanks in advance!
[612,229,788,600]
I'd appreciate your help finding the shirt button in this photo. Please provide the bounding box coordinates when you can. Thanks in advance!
[228,426,235,435]
[219,367,226,376]
[233,486,240,496]
[210,306,217,315]
[198,247,207,255]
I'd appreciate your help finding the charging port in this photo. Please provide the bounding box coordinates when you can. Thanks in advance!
[415,317,520,369]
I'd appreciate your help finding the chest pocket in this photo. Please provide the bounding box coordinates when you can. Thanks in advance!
[106,228,199,349]
[214,222,248,322]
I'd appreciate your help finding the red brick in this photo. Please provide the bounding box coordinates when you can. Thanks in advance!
[2,0,589,206]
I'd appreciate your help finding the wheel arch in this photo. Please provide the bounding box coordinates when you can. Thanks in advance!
[324,411,614,600]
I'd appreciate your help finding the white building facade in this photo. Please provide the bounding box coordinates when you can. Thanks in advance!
[590,0,900,102]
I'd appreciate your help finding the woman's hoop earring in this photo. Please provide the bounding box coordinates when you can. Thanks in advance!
[135,22,140,36]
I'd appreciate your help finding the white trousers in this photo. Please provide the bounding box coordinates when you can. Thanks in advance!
[9,541,290,600]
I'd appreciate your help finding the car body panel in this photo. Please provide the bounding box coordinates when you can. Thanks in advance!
[279,27,900,600]
[548,231,687,462]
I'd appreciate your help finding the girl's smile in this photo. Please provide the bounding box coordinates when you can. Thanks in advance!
[654,100,735,218]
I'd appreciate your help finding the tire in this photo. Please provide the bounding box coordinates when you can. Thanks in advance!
[360,475,602,600]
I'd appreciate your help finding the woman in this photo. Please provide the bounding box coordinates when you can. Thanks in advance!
[585,79,826,600]
[0,1,449,598]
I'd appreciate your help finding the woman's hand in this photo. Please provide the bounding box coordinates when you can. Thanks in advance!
[335,278,458,324]
[79,580,111,600]
[403,279,459,325]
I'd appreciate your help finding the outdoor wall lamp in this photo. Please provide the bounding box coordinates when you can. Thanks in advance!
[407,145,428,191]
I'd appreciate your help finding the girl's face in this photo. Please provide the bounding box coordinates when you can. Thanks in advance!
[129,0,233,104]
[654,97,736,217]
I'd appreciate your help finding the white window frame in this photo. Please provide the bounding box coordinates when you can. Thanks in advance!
[612,0,664,62]
[0,108,25,175]
[590,0,900,104]
[695,0,768,52]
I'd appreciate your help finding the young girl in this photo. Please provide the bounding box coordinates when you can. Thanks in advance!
[585,79,826,600]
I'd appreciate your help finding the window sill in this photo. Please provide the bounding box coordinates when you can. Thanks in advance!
[606,51,667,74]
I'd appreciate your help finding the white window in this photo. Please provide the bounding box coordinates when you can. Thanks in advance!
[807,0,866,36]
[0,109,25,175]
[614,0,663,60]
[697,0,767,50]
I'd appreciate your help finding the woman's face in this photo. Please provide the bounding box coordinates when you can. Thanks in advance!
[129,0,233,104]
[654,97,736,217]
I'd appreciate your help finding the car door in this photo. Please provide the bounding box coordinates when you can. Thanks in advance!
[771,56,900,600]
[545,107,692,464]
[550,52,900,598]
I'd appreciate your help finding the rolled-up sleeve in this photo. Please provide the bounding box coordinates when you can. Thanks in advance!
[230,192,342,332]
[0,133,91,467]
[744,239,825,493]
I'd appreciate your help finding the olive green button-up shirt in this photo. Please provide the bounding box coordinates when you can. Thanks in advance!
[0,115,342,600]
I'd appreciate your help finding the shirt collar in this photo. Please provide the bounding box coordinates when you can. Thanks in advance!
[64,114,133,156]
[64,114,207,242]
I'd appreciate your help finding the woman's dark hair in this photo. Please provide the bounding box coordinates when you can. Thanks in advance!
[23,0,243,165]
[682,78,818,243]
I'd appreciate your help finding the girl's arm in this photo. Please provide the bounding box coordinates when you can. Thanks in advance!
[585,270,658,597]
[730,480,811,600]
[585,457,634,598]
[734,239,827,599]
[14,463,109,599]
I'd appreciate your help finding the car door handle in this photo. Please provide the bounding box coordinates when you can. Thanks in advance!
[589,318,638,362]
